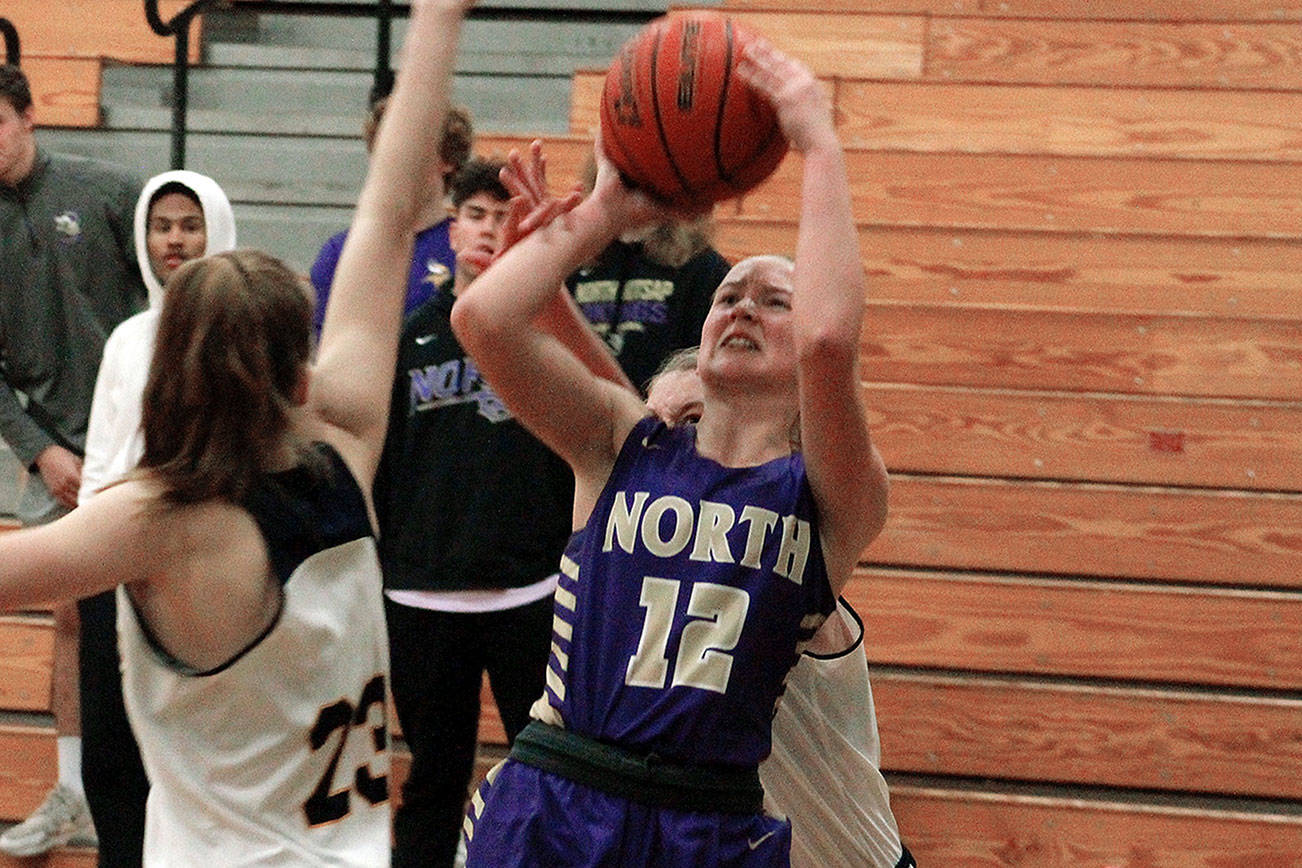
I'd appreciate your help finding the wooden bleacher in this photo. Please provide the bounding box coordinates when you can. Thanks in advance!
[3,0,197,65]
[4,0,197,128]
[17,57,103,128]
[498,0,1302,861]
[3,0,1299,864]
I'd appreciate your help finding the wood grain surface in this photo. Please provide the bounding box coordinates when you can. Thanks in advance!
[873,475,1302,586]
[865,384,1302,490]
[2,0,199,64]
[874,671,1302,799]
[846,567,1302,689]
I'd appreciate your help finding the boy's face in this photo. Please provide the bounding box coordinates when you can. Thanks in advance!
[449,192,511,285]
[0,98,35,187]
[146,192,207,284]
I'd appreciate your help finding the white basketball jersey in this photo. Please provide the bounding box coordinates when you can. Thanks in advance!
[761,599,905,868]
[118,451,391,867]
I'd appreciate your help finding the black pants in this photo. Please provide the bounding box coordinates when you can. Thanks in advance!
[387,594,554,868]
[78,590,148,868]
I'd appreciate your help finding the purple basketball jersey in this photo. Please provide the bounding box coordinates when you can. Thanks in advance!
[541,416,835,768]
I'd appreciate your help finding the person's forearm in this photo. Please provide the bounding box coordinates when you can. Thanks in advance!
[793,140,865,352]
[355,0,467,231]
[458,195,621,338]
[537,289,635,393]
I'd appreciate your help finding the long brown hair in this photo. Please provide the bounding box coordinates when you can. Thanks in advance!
[138,249,313,505]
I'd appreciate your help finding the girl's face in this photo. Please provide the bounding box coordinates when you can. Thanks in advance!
[698,256,797,392]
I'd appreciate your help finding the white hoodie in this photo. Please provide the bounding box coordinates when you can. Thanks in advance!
[78,171,237,503]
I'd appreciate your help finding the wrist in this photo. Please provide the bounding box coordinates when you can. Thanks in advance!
[792,126,842,157]
[795,139,846,180]
[411,0,469,18]
[565,195,624,260]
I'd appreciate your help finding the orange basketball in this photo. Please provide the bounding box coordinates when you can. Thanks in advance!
[599,11,788,211]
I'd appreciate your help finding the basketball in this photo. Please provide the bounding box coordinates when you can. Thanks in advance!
[599,11,788,211]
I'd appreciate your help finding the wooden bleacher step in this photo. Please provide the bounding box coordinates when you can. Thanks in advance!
[711,223,1302,321]
[20,57,102,129]
[0,719,56,823]
[0,615,53,715]
[0,0,197,65]
[875,476,1302,587]
[887,773,1302,864]
[719,0,1302,21]
[846,567,1302,689]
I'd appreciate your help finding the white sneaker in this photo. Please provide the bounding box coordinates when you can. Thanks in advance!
[0,783,98,855]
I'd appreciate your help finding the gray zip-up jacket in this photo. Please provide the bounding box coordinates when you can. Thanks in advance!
[0,148,145,465]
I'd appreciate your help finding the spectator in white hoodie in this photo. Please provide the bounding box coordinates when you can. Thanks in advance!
[81,171,238,498]
[74,170,236,866]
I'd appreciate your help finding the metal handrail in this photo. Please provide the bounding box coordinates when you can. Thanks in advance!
[227,1,397,104]
[145,0,223,169]
[144,0,400,166]
[228,1,660,24]
[370,0,395,104]
[0,18,19,67]
[142,1,658,168]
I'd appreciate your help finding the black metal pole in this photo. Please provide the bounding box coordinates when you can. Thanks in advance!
[370,0,394,104]
[225,2,655,26]
[0,18,19,67]
[171,24,190,169]
[146,1,220,170]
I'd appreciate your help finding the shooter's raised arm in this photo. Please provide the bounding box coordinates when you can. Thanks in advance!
[739,40,889,586]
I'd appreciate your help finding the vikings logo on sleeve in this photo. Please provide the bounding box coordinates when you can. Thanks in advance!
[421,259,452,290]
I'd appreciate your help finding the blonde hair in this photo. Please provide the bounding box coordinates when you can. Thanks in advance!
[651,345,699,382]
[579,153,716,268]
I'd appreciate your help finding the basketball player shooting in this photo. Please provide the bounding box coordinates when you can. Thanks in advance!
[453,34,889,867]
